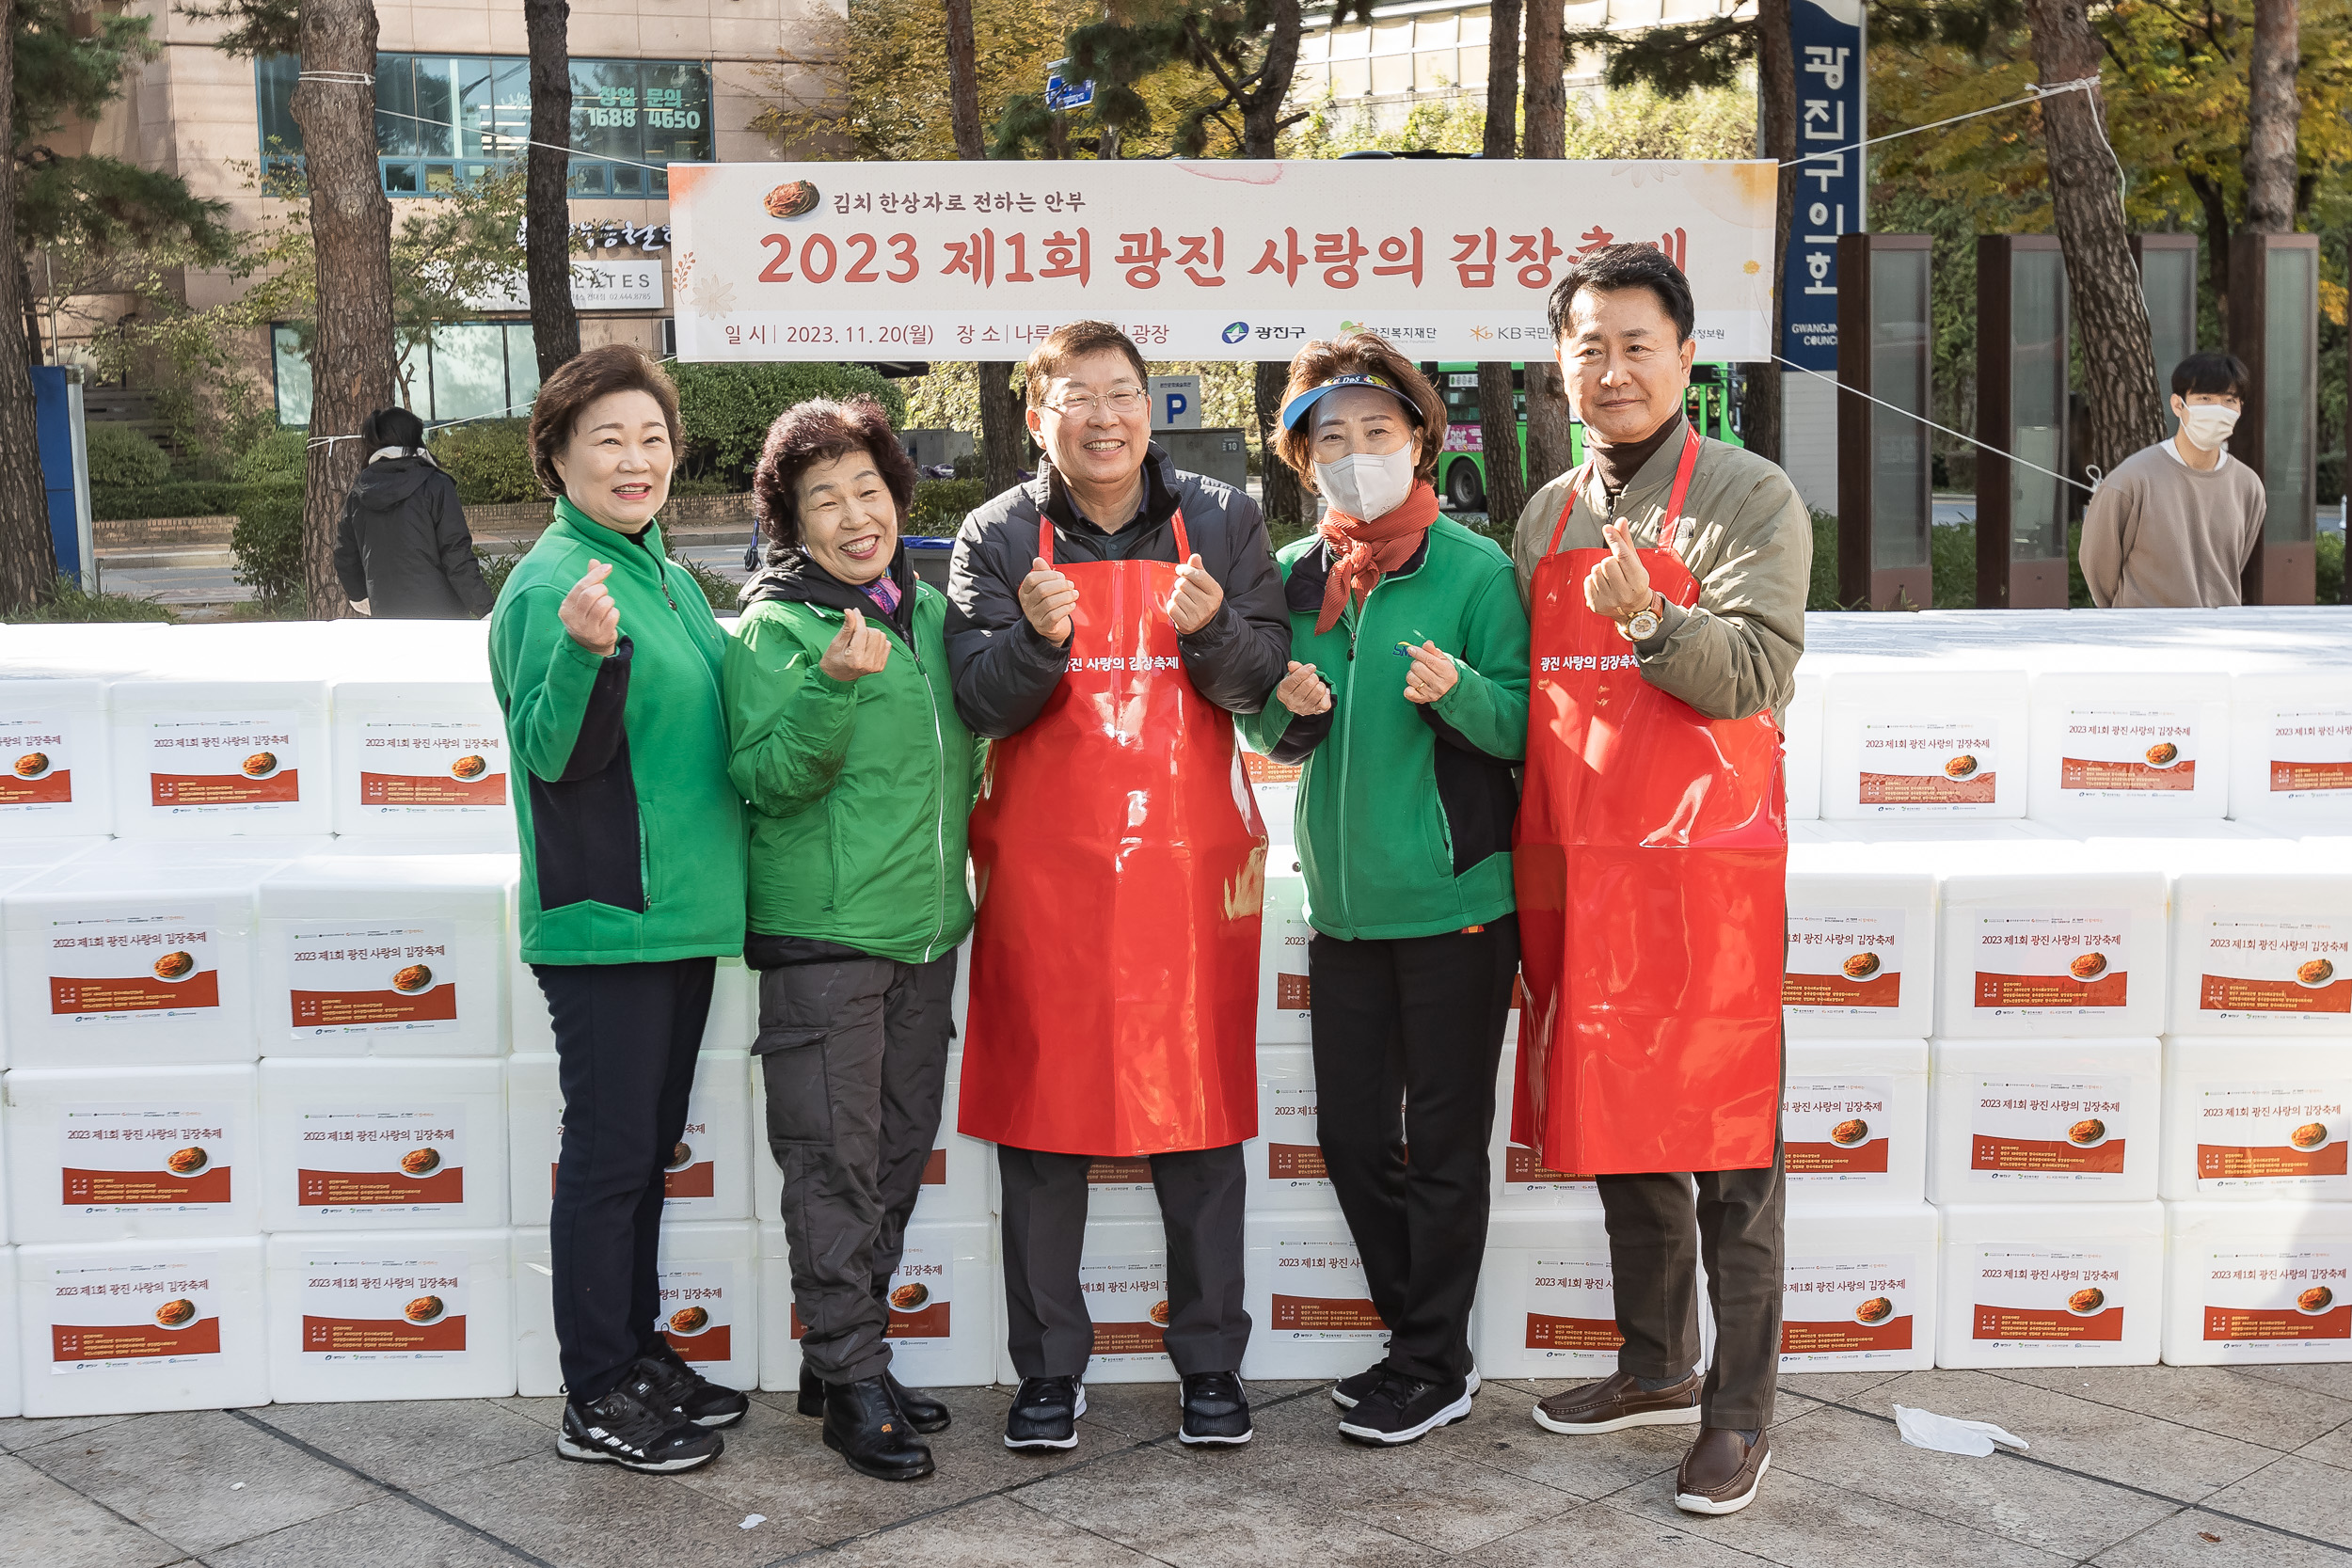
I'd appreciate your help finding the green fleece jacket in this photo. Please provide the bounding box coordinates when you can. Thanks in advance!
[1240,515,1531,942]
[489,499,747,965]
[724,553,977,966]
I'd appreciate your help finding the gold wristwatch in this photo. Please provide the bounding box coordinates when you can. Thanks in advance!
[1616,593,1664,643]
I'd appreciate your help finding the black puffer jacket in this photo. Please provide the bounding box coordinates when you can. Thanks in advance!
[334,455,495,619]
[944,444,1290,738]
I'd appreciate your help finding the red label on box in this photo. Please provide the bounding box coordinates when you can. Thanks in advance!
[1782,971,1902,1008]
[1860,769,1996,805]
[151,768,299,805]
[1087,1157,1154,1184]
[665,1325,732,1362]
[0,767,72,804]
[62,1165,233,1206]
[52,970,220,1015]
[2060,756,2195,792]
[2200,974,2352,1016]
[1525,1312,1623,1352]
[1090,1321,1168,1354]
[297,1166,464,1206]
[2272,760,2352,793]
[1266,1143,1327,1180]
[1275,973,1311,1009]
[663,1162,715,1199]
[920,1147,947,1184]
[1781,1315,1913,1354]
[1973,1304,2124,1341]
[303,1314,468,1353]
[2203,1305,2351,1342]
[1786,1138,1889,1175]
[53,1317,220,1362]
[1243,752,1302,784]
[290,987,459,1029]
[358,771,506,806]
[2198,1142,2347,1180]
[1271,1294,1386,1333]
[1971,1134,2127,1175]
[793,1300,953,1340]
[1503,1145,1591,1183]
[1974,970,2128,1008]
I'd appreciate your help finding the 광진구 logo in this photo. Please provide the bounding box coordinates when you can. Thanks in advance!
[1221,321,1250,344]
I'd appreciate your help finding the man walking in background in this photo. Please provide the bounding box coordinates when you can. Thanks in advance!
[2080,352,2267,609]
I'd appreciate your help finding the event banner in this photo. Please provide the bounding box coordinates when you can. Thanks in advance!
[666,159,1776,363]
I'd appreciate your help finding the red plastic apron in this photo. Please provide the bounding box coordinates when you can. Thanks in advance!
[1510,430,1786,1175]
[959,510,1266,1156]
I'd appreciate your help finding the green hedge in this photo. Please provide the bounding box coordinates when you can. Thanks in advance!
[230,488,306,613]
[93,479,302,522]
[669,363,908,491]
[86,425,172,488]
[231,429,309,483]
[908,478,987,535]
[429,419,541,506]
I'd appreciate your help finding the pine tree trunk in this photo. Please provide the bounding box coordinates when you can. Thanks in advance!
[0,0,56,610]
[1257,359,1305,529]
[292,0,395,619]
[2022,0,2163,475]
[946,0,1025,494]
[1746,0,1796,465]
[525,0,580,379]
[945,0,983,159]
[1518,0,1574,487]
[1476,0,1528,531]
[2245,0,2299,234]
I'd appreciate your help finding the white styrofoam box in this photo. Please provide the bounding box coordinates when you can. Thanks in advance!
[1243,1046,1341,1213]
[16,1236,269,1415]
[2,842,289,1068]
[2162,1200,2352,1366]
[1929,1037,2160,1204]
[512,1226,558,1396]
[1489,1044,1599,1211]
[509,1051,750,1229]
[4,1065,259,1243]
[2170,865,2352,1037]
[1779,1203,1938,1371]
[1936,1201,2164,1369]
[750,1051,987,1227]
[2230,670,2352,828]
[759,1216,996,1390]
[258,853,511,1057]
[1784,667,1823,822]
[1242,750,1300,851]
[2026,671,2233,823]
[328,679,516,843]
[1783,853,1936,1039]
[0,622,179,680]
[652,1221,760,1392]
[1821,669,2029,819]
[0,1247,16,1416]
[1473,1209,1617,1379]
[1257,868,1311,1045]
[1933,847,2169,1038]
[2161,1037,2352,1201]
[0,680,111,837]
[257,1057,509,1232]
[1784,1040,1929,1207]
[1239,1212,1390,1381]
[106,678,332,838]
[265,1227,516,1402]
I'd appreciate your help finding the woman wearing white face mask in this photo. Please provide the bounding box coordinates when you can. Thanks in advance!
[1237,335,1530,1448]
[2081,352,2268,608]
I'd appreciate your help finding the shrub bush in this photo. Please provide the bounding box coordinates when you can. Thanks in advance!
[908,478,987,535]
[231,429,309,483]
[92,479,302,522]
[474,546,525,602]
[2320,529,2345,606]
[669,363,908,491]
[10,576,175,623]
[230,488,307,613]
[85,424,172,488]
[429,419,542,506]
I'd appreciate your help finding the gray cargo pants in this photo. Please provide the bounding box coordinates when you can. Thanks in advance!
[755,948,958,1386]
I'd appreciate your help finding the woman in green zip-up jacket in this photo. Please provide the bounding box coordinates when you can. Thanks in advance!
[488,345,748,1475]
[1238,337,1531,1448]
[722,398,976,1483]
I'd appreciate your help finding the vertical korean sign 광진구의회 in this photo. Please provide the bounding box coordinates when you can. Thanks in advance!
[1782,0,1866,371]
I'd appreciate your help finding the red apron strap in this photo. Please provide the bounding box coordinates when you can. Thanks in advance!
[1036,507,1192,566]
[1545,426,1705,557]
[1543,467,1591,556]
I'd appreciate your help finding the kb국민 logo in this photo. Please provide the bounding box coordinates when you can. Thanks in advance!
[1221,321,1250,344]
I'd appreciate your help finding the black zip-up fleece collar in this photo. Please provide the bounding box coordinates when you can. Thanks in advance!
[739,541,918,642]
[1037,446,1183,548]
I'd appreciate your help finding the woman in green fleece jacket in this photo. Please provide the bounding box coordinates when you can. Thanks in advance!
[1239,336,1531,1449]
[723,397,977,1483]
[489,344,747,1475]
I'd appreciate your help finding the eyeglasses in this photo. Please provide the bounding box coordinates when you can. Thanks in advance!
[1043,388,1148,417]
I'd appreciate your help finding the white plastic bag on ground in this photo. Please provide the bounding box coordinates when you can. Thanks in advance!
[1894,1403,2030,1457]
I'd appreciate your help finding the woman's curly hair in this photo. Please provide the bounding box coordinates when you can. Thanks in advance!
[751,396,919,548]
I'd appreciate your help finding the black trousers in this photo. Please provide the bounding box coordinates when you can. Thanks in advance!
[1308,915,1518,1383]
[536,957,715,1405]
[756,950,958,1385]
[996,1142,1250,1379]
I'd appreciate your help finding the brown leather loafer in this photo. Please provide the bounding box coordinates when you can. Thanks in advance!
[1675,1427,1771,1514]
[1530,1369,1702,1435]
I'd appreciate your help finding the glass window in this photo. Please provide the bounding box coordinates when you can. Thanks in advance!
[2139,245,2196,439]
[256,55,304,163]
[639,62,710,165]
[271,325,312,427]
[2263,245,2314,546]
[1868,246,1931,571]
[505,324,542,407]
[430,323,512,423]
[2009,247,2067,563]
[276,319,544,427]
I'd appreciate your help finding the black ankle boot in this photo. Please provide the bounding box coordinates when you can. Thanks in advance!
[798,1363,824,1418]
[887,1370,951,1433]
[823,1375,935,1481]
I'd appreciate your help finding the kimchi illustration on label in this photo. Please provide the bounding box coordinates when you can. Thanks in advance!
[656,1259,739,1364]
[1855,720,1998,810]
[1970,1246,2127,1344]
[1969,1078,2130,1184]
[1783,911,1905,1012]
[1780,1256,1917,1363]
[1078,1256,1171,1360]
[2195,1085,2351,1193]
[48,1254,224,1371]
[294,1106,466,1213]
[1782,1077,1893,1183]
[286,923,457,1037]
[354,720,509,812]
[1971,910,2130,1013]
[2055,708,2198,795]
[59,1104,236,1211]
[1524,1255,1622,1367]
[145,713,301,813]
[2198,1244,2351,1346]
[2197,915,2350,1021]
[0,715,76,808]
[299,1253,469,1359]
[2266,709,2352,797]
[1267,1240,1385,1339]
[48,912,221,1023]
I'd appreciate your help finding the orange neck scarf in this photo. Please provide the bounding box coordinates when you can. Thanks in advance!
[1314,483,1440,635]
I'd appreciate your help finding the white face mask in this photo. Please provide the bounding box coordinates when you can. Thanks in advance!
[1315,447,1417,520]
[2176,402,2240,452]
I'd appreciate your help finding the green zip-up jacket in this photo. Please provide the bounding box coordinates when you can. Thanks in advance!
[1239,514,1531,942]
[724,546,977,966]
[489,498,747,965]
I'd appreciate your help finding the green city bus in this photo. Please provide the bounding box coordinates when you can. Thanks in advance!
[1422,361,1746,514]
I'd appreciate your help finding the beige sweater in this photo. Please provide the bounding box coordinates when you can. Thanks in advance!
[2079,441,2266,609]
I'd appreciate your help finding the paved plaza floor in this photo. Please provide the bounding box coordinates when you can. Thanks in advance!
[7,1364,2351,1567]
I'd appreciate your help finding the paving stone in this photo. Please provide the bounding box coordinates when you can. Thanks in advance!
[1438,1381,1698,1503]
[13,1409,379,1556]
[1997,1364,2352,1453]
[253,1399,553,1490]
[2234,1362,2352,1404]
[0,1414,134,1454]
[203,1495,530,1568]
[2089,1507,2352,1567]
[485,1395,567,1431]
[1466,1497,1775,1567]
[412,1450,778,1568]
[807,1494,1169,1568]
[2196,1453,2352,1547]
[2293,1418,2352,1475]
[1774,1369,1916,1410]
[0,1451,190,1568]
[1608,1462,2080,1568]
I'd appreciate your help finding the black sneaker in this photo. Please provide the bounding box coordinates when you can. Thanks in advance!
[557,1370,725,1472]
[1337,1370,1474,1447]
[1178,1370,1252,1446]
[1004,1375,1086,1450]
[635,1347,749,1430]
[1333,1361,1481,1410]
